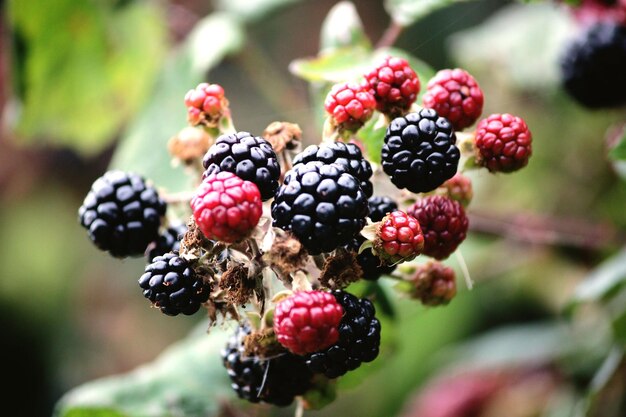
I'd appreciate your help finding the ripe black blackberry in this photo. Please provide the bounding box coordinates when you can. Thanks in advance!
[138,252,210,316]
[271,161,369,255]
[78,171,166,258]
[146,223,187,262]
[202,131,280,200]
[305,291,380,378]
[222,325,313,406]
[367,195,398,222]
[561,22,626,108]
[347,236,396,281]
[292,142,374,197]
[382,109,459,194]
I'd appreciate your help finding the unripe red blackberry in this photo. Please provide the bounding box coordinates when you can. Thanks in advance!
[222,325,313,406]
[409,261,457,306]
[190,172,262,244]
[138,252,210,316]
[408,195,469,260]
[422,68,484,131]
[364,56,420,117]
[438,173,473,207]
[373,211,424,265]
[382,109,459,193]
[324,82,376,132]
[184,83,228,126]
[273,291,344,355]
[474,113,532,173]
[78,171,166,258]
[202,131,280,201]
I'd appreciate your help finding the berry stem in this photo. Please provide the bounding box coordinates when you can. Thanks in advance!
[454,249,473,290]
[375,19,404,48]
[295,398,305,417]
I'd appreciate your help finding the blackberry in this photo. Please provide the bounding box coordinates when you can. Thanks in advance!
[382,109,459,194]
[347,236,395,281]
[561,22,626,108]
[367,195,398,222]
[146,223,187,262]
[271,161,369,255]
[222,325,313,406]
[138,252,210,316]
[78,171,166,258]
[202,131,280,201]
[305,291,380,378]
[292,142,374,197]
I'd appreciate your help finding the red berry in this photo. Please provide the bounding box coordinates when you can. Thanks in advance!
[474,113,532,173]
[190,172,262,243]
[569,0,626,26]
[374,211,424,265]
[273,291,344,355]
[409,261,456,306]
[422,68,484,131]
[184,83,228,127]
[407,195,468,260]
[325,82,376,132]
[438,173,473,207]
[364,56,420,117]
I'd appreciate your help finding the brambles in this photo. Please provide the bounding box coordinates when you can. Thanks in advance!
[76,12,534,410]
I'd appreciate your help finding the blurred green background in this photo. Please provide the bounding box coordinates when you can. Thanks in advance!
[1,0,626,416]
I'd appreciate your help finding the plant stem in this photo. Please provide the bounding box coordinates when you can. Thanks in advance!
[162,190,195,204]
[375,20,404,49]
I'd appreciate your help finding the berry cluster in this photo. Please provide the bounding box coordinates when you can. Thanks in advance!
[76,47,534,410]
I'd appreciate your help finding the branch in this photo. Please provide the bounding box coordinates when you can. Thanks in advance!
[375,20,404,49]
[468,210,626,250]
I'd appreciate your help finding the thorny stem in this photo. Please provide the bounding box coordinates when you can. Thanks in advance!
[375,19,404,49]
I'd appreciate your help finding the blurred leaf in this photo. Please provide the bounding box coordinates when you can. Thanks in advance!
[608,128,626,161]
[291,46,433,86]
[450,3,575,92]
[7,0,167,154]
[290,47,372,83]
[110,13,244,193]
[448,323,583,369]
[212,0,302,22]
[567,250,626,312]
[320,1,371,52]
[384,0,471,27]
[54,324,233,417]
[583,347,625,415]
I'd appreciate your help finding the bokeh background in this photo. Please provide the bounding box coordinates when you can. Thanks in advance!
[1,0,625,416]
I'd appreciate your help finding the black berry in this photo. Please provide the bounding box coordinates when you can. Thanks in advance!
[382,109,459,193]
[347,236,396,281]
[305,291,380,378]
[561,22,626,108]
[202,131,280,201]
[271,161,369,255]
[367,195,398,222]
[78,171,166,258]
[146,223,187,262]
[292,142,374,197]
[138,252,210,316]
[222,325,313,406]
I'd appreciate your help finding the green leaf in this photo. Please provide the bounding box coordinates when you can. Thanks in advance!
[109,13,244,193]
[449,3,575,92]
[320,1,371,52]
[212,0,303,22]
[608,126,626,161]
[54,324,233,417]
[384,0,471,27]
[566,250,626,313]
[356,114,387,164]
[7,0,168,154]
